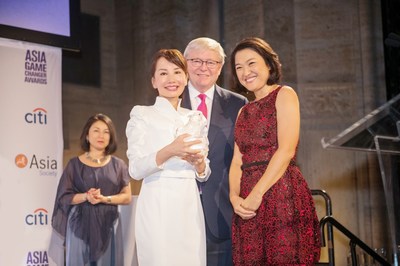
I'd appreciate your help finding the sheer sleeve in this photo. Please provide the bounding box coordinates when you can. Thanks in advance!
[115,156,131,187]
[51,159,76,237]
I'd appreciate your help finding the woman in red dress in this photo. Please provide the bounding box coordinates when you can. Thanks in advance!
[229,37,320,265]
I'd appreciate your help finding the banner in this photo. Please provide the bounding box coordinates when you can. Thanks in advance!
[0,37,63,266]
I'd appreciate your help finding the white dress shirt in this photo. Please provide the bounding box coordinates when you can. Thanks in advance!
[188,82,214,129]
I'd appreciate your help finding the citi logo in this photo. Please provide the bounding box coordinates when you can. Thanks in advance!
[25,107,47,125]
[25,208,48,225]
[26,250,49,266]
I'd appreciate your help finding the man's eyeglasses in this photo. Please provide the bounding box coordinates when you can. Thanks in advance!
[187,58,221,69]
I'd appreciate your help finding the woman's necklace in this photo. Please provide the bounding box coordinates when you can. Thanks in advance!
[86,152,109,164]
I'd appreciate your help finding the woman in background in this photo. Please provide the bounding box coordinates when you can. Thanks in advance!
[51,113,131,266]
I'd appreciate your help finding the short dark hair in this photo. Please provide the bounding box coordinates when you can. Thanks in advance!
[230,37,282,92]
[150,49,188,78]
[79,113,117,155]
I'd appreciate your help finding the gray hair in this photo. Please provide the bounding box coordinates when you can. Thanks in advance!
[184,37,226,64]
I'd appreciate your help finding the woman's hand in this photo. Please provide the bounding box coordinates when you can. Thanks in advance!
[87,188,102,205]
[231,194,256,220]
[187,153,207,177]
[241,191,263,214]
[173,133,203,158]
[182,152,204,166]
[156,133,204,167]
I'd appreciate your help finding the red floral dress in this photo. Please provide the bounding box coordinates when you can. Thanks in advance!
[232,87,320,265]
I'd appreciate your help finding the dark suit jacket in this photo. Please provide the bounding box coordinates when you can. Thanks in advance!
[181,85,248,241]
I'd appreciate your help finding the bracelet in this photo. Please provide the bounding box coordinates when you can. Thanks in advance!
[107,196,112,204]
[197,170,206,177]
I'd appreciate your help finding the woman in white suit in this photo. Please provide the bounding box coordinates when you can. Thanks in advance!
[126,49,211,266]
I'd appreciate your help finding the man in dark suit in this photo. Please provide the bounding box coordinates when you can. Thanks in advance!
[182,37,248,266]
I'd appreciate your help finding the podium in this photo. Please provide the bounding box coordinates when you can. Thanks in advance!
[322,93,400,265]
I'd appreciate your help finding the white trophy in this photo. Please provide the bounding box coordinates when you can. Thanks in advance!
[176,111,209,157]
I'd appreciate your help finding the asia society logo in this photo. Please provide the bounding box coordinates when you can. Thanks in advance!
[25,208,48,225]
[25,107,48,125]
[26,250,49,266]
[15,154,28,168]
[15,153,58,177]
[24,49,47,85]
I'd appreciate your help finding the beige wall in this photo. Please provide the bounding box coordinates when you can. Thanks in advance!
[61,0,389,264]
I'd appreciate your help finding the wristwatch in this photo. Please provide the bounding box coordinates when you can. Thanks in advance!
[107,196,112,204]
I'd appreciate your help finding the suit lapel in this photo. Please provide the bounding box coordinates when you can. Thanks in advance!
[181,87,192,109]
[208,86,225,148]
